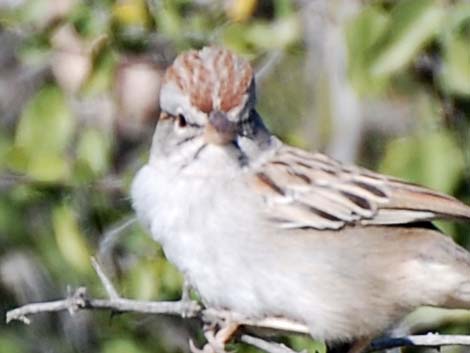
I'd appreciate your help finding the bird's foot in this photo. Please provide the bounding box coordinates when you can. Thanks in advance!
[189,318,239,353]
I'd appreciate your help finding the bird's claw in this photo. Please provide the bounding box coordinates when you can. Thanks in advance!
[189,334,226,353]
[189,320,239,353]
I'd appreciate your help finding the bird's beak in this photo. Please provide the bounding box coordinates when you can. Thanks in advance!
[204,111,238,145]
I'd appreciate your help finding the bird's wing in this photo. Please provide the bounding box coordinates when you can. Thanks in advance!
[249,144,470,230]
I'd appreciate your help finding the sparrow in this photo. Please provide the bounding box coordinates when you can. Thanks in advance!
[131,47,470,353]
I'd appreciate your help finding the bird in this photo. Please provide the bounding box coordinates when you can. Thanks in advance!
[131,46,470,353]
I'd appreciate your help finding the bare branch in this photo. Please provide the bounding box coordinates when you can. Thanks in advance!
[6,258,470,353]
[6,290,470,353]
[6,293,308,333]
[5,287,201,324]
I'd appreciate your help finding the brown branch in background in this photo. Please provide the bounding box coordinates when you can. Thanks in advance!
[6,259,470,353]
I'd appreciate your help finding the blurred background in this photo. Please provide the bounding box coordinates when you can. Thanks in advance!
[0,0,469,352]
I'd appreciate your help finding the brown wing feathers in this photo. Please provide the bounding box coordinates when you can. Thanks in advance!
[253,145,470,230]
[381,181,470,221]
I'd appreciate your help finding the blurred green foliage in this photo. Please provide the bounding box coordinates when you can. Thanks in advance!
[11,86,74,182]
[0,0,469,353]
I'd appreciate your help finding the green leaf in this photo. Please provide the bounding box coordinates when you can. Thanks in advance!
[154,4,182,38]
[0,335,23,353]
[440,35,470,96]
[0,197,24,241]
[16,86,74,151]
[5,145,28,173]
[27,151,70,183]
[13,85,75,182]
[112,0,150,27]
[379,131,464,194]
[102,339,150,353]
[0,132,11,169]
[222,23,251,53]
[75,128,112,179]
[52,204,91,274]
[71,2,111,38]
[346,6,390,94]
[370,0,445,77]
[274,0,294,18]
[223,16,300,51]
[289,336,326,353]
[438,4,470,96]
[82,50,116,96]
[246,16,300,49]
[158,258,183,299]
[127,260,160,300]
[14,0,51,26]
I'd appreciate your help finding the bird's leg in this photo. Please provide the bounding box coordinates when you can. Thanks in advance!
[189,312,240,353]
[205,321,239,351]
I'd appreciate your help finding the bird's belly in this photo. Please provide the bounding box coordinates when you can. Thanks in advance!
[131,164,274,315]
[131,164,403,342]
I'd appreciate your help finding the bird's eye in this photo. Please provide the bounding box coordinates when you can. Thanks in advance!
[177,114,187,128]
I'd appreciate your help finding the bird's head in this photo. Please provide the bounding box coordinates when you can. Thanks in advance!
[151,47,265,166]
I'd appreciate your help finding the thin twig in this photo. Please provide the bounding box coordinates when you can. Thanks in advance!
[255,50,284,85]
[98,218,136,257]
[91,257,120,300]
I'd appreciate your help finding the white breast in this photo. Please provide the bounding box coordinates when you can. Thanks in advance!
[130,150,275,316]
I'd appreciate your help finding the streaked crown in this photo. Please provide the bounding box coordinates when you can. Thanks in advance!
[160,47,255,120]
